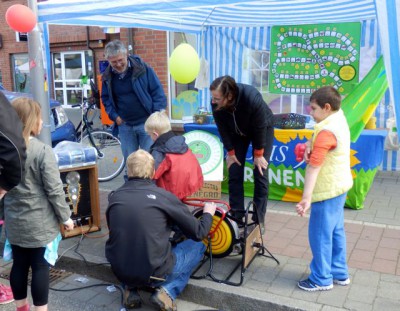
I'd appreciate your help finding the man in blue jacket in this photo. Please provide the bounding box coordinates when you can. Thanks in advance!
[101,40,167,176]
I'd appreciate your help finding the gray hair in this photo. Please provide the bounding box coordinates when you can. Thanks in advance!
[104,40,128,59]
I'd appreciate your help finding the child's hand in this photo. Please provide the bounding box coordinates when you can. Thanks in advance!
[296,200,310,217]
[64,218,74,231]
[0,188,7,200]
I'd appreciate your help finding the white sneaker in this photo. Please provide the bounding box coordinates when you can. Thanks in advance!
[333,278,351,286]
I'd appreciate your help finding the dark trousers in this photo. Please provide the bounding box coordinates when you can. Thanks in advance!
[228,126,274,224]
[10,245,49,306]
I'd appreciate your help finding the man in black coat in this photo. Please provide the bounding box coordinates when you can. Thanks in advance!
[105,150,216,311]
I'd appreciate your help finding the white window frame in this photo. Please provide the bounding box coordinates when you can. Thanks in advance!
[53,51,92,107]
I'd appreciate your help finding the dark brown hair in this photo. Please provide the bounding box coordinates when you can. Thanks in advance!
[210,75,238,111]
[310,86,342,111]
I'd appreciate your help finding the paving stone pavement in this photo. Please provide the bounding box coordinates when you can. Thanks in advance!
[1,171,399,310]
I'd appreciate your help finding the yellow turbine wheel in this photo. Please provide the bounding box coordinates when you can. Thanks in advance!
[202,214,235,258]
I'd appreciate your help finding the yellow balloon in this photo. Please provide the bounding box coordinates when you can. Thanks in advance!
[169,43,200,84]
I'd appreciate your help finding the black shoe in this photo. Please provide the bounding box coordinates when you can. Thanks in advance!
[124,287,142,309]
[228,210,244,222]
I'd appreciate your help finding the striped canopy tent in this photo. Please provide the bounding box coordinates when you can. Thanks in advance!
[37,0,400,133]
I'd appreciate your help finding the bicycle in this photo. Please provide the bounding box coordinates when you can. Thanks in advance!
[73,98,125,182]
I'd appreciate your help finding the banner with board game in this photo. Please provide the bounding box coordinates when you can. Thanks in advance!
[269,22,361,95]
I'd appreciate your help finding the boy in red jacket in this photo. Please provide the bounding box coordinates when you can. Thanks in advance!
[145,110,203,200]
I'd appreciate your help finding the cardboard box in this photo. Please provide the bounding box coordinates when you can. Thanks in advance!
[188,181,221,199]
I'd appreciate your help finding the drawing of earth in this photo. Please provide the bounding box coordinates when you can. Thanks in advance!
[171,90,200,120]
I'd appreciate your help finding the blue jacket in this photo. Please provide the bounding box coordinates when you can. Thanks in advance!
[101,55,167,127]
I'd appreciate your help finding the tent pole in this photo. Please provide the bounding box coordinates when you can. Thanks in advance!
[28,0,52,146]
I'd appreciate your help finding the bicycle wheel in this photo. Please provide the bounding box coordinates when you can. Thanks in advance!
[81,131,125,182]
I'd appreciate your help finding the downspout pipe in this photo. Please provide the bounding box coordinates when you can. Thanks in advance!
[86,26,97,85]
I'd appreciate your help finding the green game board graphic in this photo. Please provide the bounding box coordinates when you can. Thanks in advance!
[269,22,361,95]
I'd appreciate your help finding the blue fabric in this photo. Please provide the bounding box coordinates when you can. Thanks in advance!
[153,239,206,300]
[44,233,62,266]
[111,71,148,126]
[308,193,348,286]
[118,123,152,162]
[3,233,62,266]
[101,55,167,123]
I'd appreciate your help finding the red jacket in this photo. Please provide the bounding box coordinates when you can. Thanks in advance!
[150,131,203,200]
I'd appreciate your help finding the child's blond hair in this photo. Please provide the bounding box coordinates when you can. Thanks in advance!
[144,110,171,136]
[127,150,155,179]
[11,97,41,146]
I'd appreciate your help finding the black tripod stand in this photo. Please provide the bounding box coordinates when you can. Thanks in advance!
[191,201,279,286]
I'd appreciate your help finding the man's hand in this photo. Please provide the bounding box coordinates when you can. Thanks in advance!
[203,202,216,216]
[64,218,74,231]
[115,116,123,126]
[253,156,268,175]
[226,154,241,169]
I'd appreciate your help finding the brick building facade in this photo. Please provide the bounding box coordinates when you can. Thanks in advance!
[0,0,169,100]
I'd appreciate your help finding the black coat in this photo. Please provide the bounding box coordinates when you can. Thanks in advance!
[105,178,212,287]
[0,92,26,191]
[211,83,274,152]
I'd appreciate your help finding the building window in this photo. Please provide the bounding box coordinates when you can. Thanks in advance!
[11,54,30,93]
[168,32,200,122]
[53,51,94,107]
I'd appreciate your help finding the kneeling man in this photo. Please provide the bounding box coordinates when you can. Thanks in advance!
[105,150,216,311]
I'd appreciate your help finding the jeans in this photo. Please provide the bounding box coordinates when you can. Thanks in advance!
[118,123,153,160]
[152,239,206,300]
[228,126,274,224]
[309,193,349,286]
[118,123,153,179]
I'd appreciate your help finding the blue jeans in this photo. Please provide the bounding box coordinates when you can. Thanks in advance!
[309,193,349,286]
[118,123,153,179]
[118,123,153,159]
[153,239,206,300]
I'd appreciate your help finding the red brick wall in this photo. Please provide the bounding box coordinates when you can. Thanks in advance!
[0,0,30,90]
[118,28,169,98]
